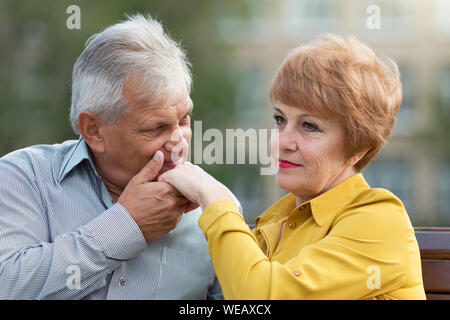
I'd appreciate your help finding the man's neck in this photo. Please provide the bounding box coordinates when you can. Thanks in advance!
[101,179,124,203]
[89,149,125,203]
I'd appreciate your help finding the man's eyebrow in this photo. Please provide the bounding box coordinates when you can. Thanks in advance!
[183,105,194,118]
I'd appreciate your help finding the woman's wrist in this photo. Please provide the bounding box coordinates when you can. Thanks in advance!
[199,189,231,210]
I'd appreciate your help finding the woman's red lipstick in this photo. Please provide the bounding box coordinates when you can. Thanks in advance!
[279,159,302,168]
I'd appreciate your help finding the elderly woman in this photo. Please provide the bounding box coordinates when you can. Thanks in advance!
[159,34,426,299]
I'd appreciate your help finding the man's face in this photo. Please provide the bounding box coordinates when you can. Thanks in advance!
[97,83,193,190]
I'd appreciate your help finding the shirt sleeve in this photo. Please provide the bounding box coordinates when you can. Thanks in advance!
[0,158,147,299]
[198,199,410,300]
[207,276,224,300]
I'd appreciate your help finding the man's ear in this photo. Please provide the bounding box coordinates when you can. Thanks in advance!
[77,111,106,153]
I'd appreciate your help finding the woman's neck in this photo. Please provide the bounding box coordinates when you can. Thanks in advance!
[295,166,356,207]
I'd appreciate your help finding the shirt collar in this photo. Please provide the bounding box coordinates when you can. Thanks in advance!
[308,173,370,226]
[256,173,370,227]
[58,136,99,183]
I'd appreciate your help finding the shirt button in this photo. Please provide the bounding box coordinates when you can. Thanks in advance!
[293,270,301,276]
[288,222,296,229]
[119,277,126,286]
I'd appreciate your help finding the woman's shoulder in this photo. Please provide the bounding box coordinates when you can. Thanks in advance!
[332,186,413,239]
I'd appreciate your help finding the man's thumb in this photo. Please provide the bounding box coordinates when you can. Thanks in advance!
[136,150,164,183]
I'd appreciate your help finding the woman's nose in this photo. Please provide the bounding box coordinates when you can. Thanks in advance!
[278,127,298,152]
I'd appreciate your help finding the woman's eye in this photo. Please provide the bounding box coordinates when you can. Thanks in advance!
[273,115,286,126]
[302,121,319,131]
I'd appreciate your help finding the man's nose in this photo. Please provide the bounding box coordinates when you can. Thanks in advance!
[163,127,183,152]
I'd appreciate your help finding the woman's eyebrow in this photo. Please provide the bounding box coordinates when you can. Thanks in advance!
[274,106,325,123]
[297,113,315,120]
[273,106,285,115]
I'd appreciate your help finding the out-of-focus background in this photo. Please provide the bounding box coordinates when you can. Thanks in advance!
[0,0,449,226]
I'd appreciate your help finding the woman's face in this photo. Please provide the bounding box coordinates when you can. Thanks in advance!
[270,101,353,201]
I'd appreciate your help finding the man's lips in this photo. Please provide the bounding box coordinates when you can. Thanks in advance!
[279,159,302,169]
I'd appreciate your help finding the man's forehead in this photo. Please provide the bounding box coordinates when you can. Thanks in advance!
[145,95,193,114]
[123,74,192,113]
[131,95,192,124]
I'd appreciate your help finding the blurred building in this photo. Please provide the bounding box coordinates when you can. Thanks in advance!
[216,0,450,226]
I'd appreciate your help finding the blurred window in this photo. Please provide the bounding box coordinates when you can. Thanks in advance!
[282,0,338,39]
[434,0,450,37]
[392,65,417,136]
[361,0,413,42]
[217,0,272,44]
[234,66,263,124]
[437,160,450,225]
[439,66,450,111]
[362,158,413,218]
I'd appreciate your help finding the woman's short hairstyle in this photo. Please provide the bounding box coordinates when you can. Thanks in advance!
[269,33,402,171]
[70,13,191,134]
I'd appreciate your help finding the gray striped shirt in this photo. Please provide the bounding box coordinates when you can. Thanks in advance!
[0,137,239,299]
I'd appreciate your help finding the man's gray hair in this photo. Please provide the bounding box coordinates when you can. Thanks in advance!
[70,13,192,134]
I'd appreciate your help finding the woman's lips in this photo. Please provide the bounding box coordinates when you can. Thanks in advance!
[279,159,302,169]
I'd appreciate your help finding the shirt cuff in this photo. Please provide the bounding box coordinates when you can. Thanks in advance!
[85,203,147,261]
[198,199,242,234]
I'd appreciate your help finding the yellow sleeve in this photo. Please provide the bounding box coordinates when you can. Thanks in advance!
[198,199,410,300]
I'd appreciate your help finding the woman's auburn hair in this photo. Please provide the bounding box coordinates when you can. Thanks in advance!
[269,33,402,172]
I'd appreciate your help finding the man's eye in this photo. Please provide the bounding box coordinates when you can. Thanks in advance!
[273,115,286,126]
[180,114,191,124]
[148,125,165,132]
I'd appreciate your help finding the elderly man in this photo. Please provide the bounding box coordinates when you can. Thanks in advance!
[0,14,240,299]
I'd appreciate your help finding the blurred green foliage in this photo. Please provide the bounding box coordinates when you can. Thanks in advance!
[2,0,228,139]
[0,0,252,185]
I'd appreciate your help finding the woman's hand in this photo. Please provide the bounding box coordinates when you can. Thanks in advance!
[158,162,231,210]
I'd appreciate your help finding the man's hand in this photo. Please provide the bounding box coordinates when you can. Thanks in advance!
[118,151,197,242]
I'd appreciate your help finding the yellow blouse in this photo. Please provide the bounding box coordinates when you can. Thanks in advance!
[198,173,426,300]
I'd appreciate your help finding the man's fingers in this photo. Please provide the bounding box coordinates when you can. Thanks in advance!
[135,150,164,183]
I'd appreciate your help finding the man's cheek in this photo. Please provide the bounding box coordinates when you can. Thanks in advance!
[182,126,192,143]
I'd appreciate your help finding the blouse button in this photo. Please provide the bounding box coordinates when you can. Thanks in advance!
[293,270,301,276]
[288,222,296,230]
[299,205,305,210]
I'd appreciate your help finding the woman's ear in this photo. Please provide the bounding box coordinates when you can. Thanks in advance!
[77,111,106,153]
[347,149,370,167]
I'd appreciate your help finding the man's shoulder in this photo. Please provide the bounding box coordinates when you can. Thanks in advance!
[0,139,79,178]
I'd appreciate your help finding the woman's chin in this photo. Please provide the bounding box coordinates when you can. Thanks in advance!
[276,174,302,193]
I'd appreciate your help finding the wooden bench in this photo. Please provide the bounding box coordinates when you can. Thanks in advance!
[414,227,450,300]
